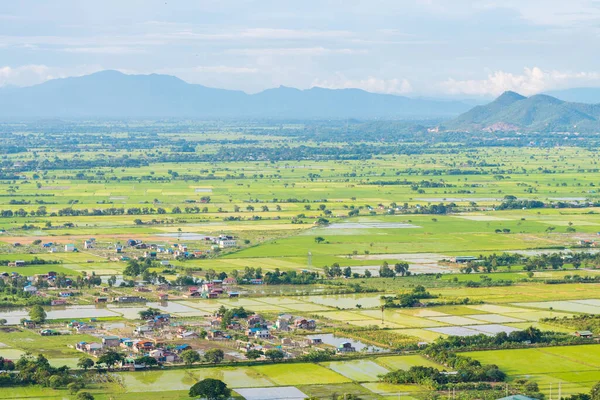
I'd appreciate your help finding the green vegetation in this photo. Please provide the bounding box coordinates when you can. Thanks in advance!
[1,121,600,400]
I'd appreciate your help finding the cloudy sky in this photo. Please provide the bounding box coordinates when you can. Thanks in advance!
[1,0,600,97]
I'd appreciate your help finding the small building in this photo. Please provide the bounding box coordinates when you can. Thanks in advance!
[218,239,237,249]
[115,245,123,253]
[337,342,356,353]
[208,330,225,340]
[228,292,239,298]
[452,256,478,263]
[247,314,264,326]
[23,285,37,294]
[102,335,121,347]
[158,293,168,301]
[249,278,263,285]
[178,331,199,339]
[247,328,271,339]
[51,299,67,306]
[495,396,538,400]
[8,260,25,267]
[95,297,108,303]
[83,240,94,249]
[23,320,36,328]
[223,277,237,285]
[40,329,60,336]
[294,318,316,330]
[65,244,76,252]
[144,251,157,259]
[75,324,96,333]
[575,330,594,339]
[114,296,146,303]
[174,344,191,353]
[134,325,153,334]
[78,342,103,354]
[276,318,290,331]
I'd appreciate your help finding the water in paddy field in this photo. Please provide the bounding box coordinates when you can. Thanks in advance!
[306,333,384,352]
[156,233,211,240]
[323,222,421,230]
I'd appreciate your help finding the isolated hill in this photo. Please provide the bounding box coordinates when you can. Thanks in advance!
[444,91,600,132]
[0,70,471,119]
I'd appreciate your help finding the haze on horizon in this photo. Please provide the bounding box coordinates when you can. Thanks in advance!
[1,0,600,98]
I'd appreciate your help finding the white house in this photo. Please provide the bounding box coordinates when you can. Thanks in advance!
[23,285,37,294]
[65,244,75,252]
[218,239,237,249]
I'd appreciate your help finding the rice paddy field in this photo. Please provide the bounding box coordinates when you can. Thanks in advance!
[1,128,600,398]
[463,345,600,397]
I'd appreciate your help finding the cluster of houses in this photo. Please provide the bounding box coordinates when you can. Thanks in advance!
[206,312,317,344]
[76,335,193,367]
[186,279,238,299]
[0,271,80,300]
[117,235,237,259]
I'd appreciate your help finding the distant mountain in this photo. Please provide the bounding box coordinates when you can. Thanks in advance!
[544,87,600,104]
[444,91,600,132]
[0,70,471,119]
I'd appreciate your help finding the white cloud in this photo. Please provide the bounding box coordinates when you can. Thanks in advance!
[61,46,147,54]
[226,47,366,56]
[0,64,104,87]
[311,74,413,95]
[158,66,259,76]
[192,66,258,74]
[479,0,600,27]
[441,67,600,96]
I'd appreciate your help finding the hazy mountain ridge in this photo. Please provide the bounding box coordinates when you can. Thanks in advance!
[445,91,600,132]
[0,70,471,119]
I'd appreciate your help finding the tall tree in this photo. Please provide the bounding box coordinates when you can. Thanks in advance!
[189,378,231,400]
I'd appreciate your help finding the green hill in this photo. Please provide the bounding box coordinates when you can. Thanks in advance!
[444,91,600,132]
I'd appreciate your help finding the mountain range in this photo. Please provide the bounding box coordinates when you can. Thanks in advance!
[0,70,471,119]
[444,91,600,132]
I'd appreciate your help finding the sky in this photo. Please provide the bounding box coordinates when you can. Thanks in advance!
[1,0,600,97]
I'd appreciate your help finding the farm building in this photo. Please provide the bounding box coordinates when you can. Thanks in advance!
[23,285,37,294]
[22,320,36,328]
[102,336,121,347]
[114,296,145,303]
[337,342,356,353]
[65,244,76,252]
[452,256,478,263]
[218,239,237,248]
[575,330,594,338]
[8,260,25,267]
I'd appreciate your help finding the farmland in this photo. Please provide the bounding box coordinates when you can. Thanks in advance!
[0,122,599,399]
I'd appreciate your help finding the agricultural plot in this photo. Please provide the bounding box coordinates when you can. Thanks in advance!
[252,363,351,385]
[323,360,390,382]
[513,300,600,314]
[463,345,600,397]
[236,387,307,400]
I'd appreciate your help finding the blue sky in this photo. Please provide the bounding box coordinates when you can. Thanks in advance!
[1,0,600,97]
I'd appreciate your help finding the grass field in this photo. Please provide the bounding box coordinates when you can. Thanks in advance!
[1,129,600,399]
[463,345,600,397]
